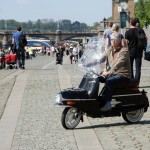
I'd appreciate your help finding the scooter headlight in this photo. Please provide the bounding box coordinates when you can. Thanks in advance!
[54,94,63,105]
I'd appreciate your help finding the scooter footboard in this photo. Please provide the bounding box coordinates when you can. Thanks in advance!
[61,99,101,115]
[75,100,100,115]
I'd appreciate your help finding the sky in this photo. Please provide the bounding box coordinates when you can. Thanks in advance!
[0,0,138,26]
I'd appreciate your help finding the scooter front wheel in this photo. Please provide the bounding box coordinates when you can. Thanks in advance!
[122,108,144,123]
[61,107,82,129]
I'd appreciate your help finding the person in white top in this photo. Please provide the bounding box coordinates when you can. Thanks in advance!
[70,45,78,64]
[51,45,55,57]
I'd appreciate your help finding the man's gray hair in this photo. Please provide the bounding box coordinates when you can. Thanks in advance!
[111,31,121,39]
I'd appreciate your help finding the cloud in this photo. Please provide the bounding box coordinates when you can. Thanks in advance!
[16,0,30,4]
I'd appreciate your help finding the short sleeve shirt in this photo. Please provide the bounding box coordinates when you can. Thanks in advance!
[12,31,21,46]
[103,28,113,38]
[125,28,138,51]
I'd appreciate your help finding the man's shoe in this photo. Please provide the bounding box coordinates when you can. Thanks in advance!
[22,66,25,69]
[100,101,112,112]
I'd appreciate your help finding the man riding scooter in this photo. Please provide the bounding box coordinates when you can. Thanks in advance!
[55,34,149,129]
[100,31,131,111]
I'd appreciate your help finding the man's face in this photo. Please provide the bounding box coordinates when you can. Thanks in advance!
[110,35,121,47]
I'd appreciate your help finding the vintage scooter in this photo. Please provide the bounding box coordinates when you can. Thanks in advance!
[54,37,149,129]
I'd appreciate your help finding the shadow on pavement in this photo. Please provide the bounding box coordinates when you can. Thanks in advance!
[75,120,150,130]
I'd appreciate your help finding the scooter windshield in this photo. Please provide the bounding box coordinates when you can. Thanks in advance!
[77,36,106,75]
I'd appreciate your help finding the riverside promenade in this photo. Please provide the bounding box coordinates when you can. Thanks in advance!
[0,54,150,150]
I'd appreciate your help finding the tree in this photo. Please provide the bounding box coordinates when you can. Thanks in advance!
[61,20,72,32]
[143,0,150,24]
[71,21,80,31]
[80,23,89,32]
[27,20,33,32]
[135,0,147,27]
[92,22,100,30]
[0,20,5,30]
[36,19,42,31]
[0,19,92,32]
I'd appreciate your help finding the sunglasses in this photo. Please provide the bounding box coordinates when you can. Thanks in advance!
[111,38,118,42]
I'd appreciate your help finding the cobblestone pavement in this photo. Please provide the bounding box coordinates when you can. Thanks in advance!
[0,54,150,150]
[10,55,78,150]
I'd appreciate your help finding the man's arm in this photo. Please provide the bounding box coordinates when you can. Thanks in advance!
[110,49,129,74]
[12,36,15,44]
[124,31,129,45]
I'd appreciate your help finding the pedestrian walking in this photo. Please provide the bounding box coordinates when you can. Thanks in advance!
[125,18,147,84]
[0,48,5,69]
[47,47,51,56]
[103,22,113,39]
[51,45,55,57]
[107,24,127,48]
[12,27,27,69]
[70,45,78,64]
[102,21,113,52]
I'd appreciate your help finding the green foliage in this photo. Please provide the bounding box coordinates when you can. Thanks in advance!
[92,22,100,30]
[135,0,150,27]
[0,19,91,32]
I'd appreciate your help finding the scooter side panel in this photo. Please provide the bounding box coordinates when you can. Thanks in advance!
[111,89,149,112]
[72,100,121,118]
[60,88,89,100]
[76,100,100,115]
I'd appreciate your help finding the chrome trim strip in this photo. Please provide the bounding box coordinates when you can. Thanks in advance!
[60,93,96,101]
[112,93,142,98]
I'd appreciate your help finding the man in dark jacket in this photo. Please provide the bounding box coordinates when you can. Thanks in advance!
[125,18,147,84]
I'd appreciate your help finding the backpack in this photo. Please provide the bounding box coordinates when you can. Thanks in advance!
[18,32,27,47]
[137,28,147,50]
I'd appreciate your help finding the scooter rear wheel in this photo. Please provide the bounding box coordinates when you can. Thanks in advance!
[122,108,144,123]
[61,107,82,129]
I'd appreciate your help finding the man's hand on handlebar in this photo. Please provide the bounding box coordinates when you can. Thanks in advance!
[102,71,110,77]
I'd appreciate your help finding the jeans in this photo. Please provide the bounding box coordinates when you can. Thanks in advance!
[103,74,130,102]
[16,45,25,68]
[130,53,142,84]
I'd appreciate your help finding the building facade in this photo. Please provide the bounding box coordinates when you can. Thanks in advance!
[112,0,135,27]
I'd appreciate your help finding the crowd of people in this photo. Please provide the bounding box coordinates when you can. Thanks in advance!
[0,27,85,69]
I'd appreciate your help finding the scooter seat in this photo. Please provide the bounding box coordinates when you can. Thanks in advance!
[99,76,138,89]
[114,78,138,89]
